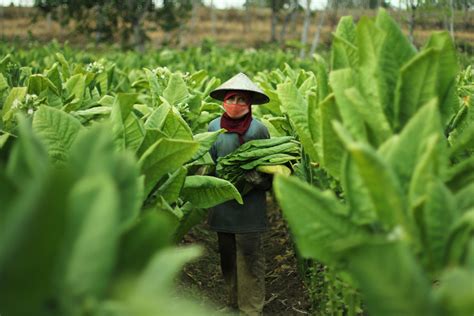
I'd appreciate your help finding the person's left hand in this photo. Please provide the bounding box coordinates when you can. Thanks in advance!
[243,170,266,186]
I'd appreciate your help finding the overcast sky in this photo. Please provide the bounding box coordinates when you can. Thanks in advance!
[0,0,340,9]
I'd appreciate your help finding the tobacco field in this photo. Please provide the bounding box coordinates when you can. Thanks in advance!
[0,9,473,316]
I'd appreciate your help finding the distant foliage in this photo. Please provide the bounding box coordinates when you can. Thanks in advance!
[33,0,193,48]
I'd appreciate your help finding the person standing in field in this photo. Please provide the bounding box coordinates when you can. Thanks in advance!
[208,73,272,316]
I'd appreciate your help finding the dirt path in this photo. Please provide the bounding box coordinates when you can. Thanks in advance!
[178,194,311,315]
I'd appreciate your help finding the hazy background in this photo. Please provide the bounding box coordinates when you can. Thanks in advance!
[1,0,472,56]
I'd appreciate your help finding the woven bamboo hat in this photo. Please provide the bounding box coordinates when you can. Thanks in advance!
[210,72,270,105]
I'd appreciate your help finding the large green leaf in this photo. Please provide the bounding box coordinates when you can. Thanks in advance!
[277,82,319,162]
[319,94,344,179]
[137,128,168,158]
[146,102,193,140]
[342,155,377,225]
[145,103,168,129]
[0,133,9,149]
[63,73,86,109]
[70,124,144,230]
[355,17,383,62]
[155,166,188,204]
[455,183,474,214]
[123,113,146,153]
[72,106,111,118]
[144,68,162,105]
[386,99,445,191]
[60,175,120,300]
[32,105,83,164]
[0,170,68,316]
[2,87,27,122]
[356,17,388,105]
[180,175,243,208]
[329,69,367,142]
[434,268,474,316]
[344,86,392,146]
[424,32,459,126]
[110,93,145,153]
[274,175,370,264]
[449,118,474,161]
[28,74,59,96]
[314,54,330,104]
[106,245,213,316]
[139,138,199,196]
[408,134,443,207]
[0,73,8,92]
[445,210,474,267]
[256,164,291,176]
[163,73,189,105]
[347,242,437,316]
[374,9,416,67]
[55,52,71,79]
[6,115,48,180]
[334,123,408,232]
[366,9,416,126]
[161,106,193,140]
[131,246,201,300]
[45,63,62,92]
[421,180,456,274]
[307,92,320,155]
[0,118,67,314]
[337,15,405,138]
[331,16,358,70]
[446,155,474,193]
[115,210,175,275]
[190,129,225,162]
[394,49,440,129]
[173,203,209,242]
[95,71,108,95]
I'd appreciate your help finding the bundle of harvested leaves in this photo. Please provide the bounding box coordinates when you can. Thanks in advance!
[216,136,300,186]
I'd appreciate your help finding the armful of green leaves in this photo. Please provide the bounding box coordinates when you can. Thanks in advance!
[216,136,300,193]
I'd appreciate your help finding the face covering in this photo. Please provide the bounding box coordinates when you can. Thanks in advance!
[223,92,251,119]
[223,103,250,118]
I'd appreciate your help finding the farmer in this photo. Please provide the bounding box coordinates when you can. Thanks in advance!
[208,72,271,316]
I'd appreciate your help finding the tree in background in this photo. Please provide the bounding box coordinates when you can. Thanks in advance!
[33,0,62,32]
[299,0,311,58]
[279,0,300,43]
[270,0,282,42]
[155,0,192,45]
[402,0,473,43]
[240,0,292,42]
[33,0,193,49]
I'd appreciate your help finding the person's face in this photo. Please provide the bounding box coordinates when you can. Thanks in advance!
[223,92,250,119]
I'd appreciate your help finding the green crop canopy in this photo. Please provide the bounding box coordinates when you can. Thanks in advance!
[210,72,270,105]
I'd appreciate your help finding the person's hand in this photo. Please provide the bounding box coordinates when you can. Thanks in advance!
[244,170,264,185]
[243,170,266,186]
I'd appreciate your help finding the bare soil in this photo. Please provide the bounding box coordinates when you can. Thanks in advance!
[177,193,312,316]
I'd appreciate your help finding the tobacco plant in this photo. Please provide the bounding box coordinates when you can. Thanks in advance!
[274,9,474,316]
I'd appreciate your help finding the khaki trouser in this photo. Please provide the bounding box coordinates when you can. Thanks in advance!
[217,232,265,316]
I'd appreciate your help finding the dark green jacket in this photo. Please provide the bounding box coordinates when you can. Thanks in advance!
[208,116,270,233]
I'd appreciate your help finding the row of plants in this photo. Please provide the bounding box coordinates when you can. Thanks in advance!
[254,9,474,315]
[0,39,319,84]
[0,46,250,315]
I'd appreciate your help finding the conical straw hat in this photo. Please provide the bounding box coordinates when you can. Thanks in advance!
[210,72,270,105]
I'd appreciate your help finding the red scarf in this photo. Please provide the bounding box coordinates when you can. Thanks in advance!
[220,92,253,144]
